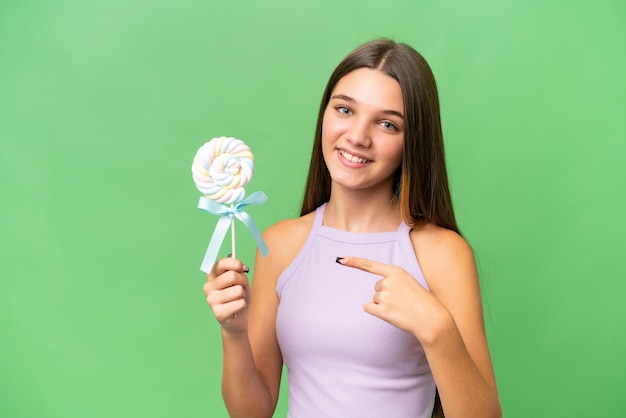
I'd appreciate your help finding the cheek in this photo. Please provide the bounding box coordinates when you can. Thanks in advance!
[321,120,334,160]
[386,143,404,174]
[320,113,330,142]
[321,123,333,143]
[321,123,340,157]
[321,108,349,140]
[389,139,404,164]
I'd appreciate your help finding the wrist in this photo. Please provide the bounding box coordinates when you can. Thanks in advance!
[221,327,248,342]
[417,307,457,349]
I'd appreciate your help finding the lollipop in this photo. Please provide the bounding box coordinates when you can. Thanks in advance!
[192,137,254,204]
[192,136,268,272]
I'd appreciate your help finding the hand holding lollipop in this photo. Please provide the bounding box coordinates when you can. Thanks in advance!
[192,136,268,272]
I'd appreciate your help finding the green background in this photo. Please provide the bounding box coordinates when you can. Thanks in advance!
[2,0,624,417]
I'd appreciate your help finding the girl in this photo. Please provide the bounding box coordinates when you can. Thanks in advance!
[204,38,502,418]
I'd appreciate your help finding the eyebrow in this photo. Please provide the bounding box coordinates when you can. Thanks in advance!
[330,94,405,120]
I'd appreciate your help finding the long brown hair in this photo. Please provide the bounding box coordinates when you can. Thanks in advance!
[300,38,459,234]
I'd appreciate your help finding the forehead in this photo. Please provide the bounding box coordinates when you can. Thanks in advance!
[331,68,403,111]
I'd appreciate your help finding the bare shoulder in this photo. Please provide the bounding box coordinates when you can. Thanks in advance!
[263,213,315,251]
[253,212,316,283]
[409,223,478,300]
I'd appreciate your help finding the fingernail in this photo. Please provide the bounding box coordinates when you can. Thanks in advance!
[335,257,345,264]
[243,265,250,273]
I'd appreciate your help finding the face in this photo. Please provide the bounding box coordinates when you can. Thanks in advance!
[321,68,404,195]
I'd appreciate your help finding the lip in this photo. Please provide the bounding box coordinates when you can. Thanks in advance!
[337,148,372,165]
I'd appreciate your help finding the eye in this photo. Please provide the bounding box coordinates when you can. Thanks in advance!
[336,106,353,115]
[380,121,398,131]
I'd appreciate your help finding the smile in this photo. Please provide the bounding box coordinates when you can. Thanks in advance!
[339,149,370,164]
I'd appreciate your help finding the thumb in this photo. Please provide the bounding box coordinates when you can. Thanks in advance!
[363,301,382,318]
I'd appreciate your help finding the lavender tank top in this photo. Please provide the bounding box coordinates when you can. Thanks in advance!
[276,204,436,418]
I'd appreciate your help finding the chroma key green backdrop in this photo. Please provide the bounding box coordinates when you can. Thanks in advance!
[1,1,625,417]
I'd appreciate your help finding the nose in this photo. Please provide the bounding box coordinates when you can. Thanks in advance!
[345,117,371,148]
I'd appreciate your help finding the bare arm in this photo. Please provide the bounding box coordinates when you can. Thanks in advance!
[413,226,501,418]
[203,217,311,417]
[203,255,277,418]
[336,225,501,418]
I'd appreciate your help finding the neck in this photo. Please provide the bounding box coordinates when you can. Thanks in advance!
[323,186,402,233]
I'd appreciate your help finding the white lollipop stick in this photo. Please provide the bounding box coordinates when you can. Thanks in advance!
[231,212,236,258]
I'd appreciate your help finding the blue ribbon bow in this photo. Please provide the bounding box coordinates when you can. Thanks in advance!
[197,191,269,273]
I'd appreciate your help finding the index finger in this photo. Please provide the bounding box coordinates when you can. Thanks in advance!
[336,256,396,277]
[208,257,249,279]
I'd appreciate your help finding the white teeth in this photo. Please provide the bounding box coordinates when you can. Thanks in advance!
[339,150,369,163]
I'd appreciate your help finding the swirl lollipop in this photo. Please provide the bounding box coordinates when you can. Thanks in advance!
[192,136,269,272]
[192,137,254,205]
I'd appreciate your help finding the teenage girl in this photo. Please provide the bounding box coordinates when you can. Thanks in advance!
[204,38,502,418]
